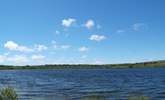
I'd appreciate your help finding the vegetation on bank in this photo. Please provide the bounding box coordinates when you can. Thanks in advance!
[0,87,150,100]
[0,89,149,100]
[0,87,18,100]
[0,60,165,70]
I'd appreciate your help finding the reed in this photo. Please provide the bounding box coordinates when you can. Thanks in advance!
[0,87,18,100]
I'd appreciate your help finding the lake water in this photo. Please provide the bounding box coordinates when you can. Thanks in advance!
[0,68,165,100]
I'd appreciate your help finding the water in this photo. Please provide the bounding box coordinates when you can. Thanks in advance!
[0,68,165,100]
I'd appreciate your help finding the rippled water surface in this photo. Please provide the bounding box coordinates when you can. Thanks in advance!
[0,68,165,100]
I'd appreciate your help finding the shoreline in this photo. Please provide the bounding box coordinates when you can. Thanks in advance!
[0,60,165,70]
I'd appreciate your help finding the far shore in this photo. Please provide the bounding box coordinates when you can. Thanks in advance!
[0,60,165,70]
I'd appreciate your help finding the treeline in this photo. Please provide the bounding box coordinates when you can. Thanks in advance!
[0,60,165,70]
[0,64,111,70]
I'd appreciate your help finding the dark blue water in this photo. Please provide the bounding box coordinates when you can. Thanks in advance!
[0,68,165,100]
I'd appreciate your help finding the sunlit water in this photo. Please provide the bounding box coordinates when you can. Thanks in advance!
[0,68,165,100]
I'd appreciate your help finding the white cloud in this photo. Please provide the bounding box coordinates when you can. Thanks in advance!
[0,53,46,64]
[133,23,145,31]
[0,55,6,63]
[4,41,33,52]
[35,45,48,51]
[31,55,45,61]
[62,18,76,27]
[17,46,33,52]
[89,34,106,42]
[7,55,29,64]
[93,60,104,65]
[4,41,18,50]
[4,41,49,53]
[85,19,95,29]
[52,41,70,50]
[79,46,89,52]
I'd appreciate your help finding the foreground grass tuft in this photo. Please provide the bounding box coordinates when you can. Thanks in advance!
[0,87,18,100]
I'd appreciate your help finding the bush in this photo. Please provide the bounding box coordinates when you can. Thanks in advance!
[0,87,18,100]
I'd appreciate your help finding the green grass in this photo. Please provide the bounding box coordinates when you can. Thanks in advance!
[0,87,18,100]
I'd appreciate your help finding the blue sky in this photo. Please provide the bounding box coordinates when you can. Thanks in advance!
[0,0,165,65]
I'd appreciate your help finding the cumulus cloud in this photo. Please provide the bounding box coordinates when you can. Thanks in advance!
[79,46,89,52]
[52,41,70,50]
[62,18,76,27]
[31,55,45,61]
[0,53,46,64]
[7,55,29,64]
[4,41,33,52]
[89,34,106,42]
[4,41,18,50]
[35,44,48,51]
[85,19,95,29]
[93,60,104,65]
[4,41,49,53]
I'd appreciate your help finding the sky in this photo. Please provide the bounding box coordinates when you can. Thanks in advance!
[0,0,165,65]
